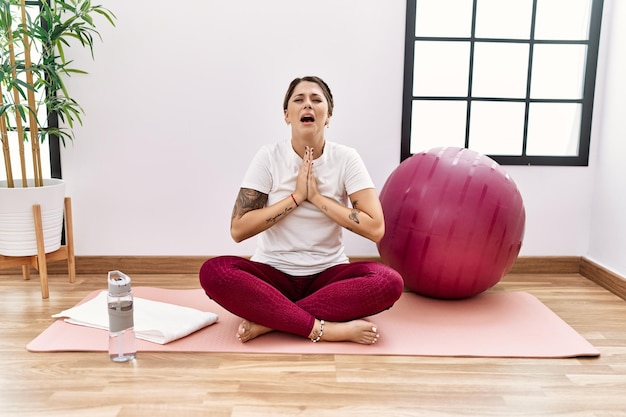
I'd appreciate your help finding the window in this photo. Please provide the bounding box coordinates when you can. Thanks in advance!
[401,0,605,165]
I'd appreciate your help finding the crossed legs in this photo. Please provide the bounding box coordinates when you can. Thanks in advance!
[198,256,404,344]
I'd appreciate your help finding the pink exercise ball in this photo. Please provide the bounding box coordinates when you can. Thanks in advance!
[377,147,525,299]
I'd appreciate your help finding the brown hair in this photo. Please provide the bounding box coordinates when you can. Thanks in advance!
[282,76,334,116]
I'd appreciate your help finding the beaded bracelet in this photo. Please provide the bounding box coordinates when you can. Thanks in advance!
[311,319,324,343]
[290,194,299,207]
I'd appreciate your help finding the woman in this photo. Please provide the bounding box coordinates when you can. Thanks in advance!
[199,76,403,344]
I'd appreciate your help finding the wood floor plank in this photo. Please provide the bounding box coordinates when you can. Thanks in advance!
[1,272,625,417]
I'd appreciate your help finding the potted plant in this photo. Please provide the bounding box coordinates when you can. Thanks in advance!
[0,0,115,256]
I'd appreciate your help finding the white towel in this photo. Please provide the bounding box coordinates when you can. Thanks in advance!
[52,291,219,344]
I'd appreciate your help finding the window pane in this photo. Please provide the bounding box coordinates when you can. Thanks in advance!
[531,44,587,99]
[415,0,473,37]
[472,42,529,98]
[469,101,525,155]
[535,0,592,40]
[410,100,467,153]
[9,54,47,131]
[413,41,471,97]
[0,132,52,180]
[475,0,533,39]
[6,5,42,59]
[26,5,43,63]
[527,103,581,156]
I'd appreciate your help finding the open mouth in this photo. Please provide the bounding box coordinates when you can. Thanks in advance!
[300,115,315,123]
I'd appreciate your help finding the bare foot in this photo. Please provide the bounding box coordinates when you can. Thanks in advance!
[311,319,380,345]
[237,320,273,343]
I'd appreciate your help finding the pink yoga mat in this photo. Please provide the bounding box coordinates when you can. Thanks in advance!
[27,287,600,358]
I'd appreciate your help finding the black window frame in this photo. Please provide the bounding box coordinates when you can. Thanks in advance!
[401,0,605,166]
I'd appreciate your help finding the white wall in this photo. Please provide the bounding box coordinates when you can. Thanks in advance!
[586,0,626,277]
[58,0,624,278]
[61,0,405,257]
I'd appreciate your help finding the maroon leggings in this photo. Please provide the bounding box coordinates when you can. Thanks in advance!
[198,255,404,338]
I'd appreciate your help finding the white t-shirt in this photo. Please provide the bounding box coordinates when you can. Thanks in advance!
[241,139,375,276]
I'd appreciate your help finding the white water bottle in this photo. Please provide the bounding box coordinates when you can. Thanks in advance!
[107,270,137,362]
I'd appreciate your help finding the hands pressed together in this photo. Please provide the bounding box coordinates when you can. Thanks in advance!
[292,146,319,207]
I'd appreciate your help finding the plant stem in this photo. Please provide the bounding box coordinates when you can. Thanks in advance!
[6,21,27,187]
[0,83,14,188]
[19,0,43,187]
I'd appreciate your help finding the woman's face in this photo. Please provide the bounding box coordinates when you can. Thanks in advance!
[284,81,331,135]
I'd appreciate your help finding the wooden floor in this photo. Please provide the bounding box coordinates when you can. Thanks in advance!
[1,272,626,417]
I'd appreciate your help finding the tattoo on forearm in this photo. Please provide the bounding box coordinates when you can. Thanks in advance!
[232,188,268,220]
[349,209,361,224]
[266,207,291,224]
[321,205,328,212]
